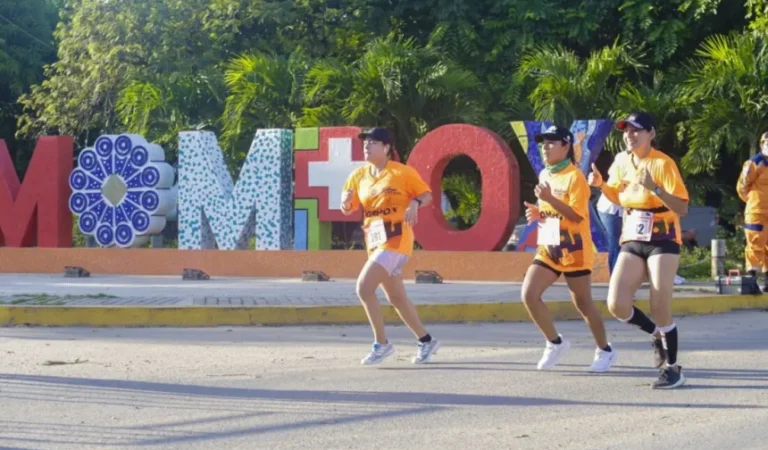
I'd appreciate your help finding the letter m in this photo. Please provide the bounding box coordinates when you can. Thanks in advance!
[177,130,294,250]
[0,137,73,247]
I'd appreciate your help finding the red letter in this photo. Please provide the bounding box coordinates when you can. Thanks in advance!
[408,124,520,251]
[0,137,74,247]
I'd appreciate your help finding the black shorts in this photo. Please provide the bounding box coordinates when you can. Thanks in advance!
[532,259,591,279]
[620,240,680,259]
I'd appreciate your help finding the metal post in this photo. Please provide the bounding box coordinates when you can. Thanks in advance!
[151,234,164,248]
[711,238,726,279]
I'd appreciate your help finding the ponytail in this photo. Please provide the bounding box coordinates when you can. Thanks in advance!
[565,141,575,163]
[386,145,395,161]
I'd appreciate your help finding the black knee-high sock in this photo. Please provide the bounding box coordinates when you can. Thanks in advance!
[625,306,657,335]
[661,326,678,366]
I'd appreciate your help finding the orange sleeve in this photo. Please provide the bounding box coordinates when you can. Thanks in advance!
[658,159,689,202]
[568,172,590,221]
[601,159,622,205]
[342,171,361,211]
[737,160,758,203]
[405,166,431,197]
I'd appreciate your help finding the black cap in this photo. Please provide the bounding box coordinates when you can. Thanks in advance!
[617,112,656,132]
[358,127,392,144]
[534,125,574,144]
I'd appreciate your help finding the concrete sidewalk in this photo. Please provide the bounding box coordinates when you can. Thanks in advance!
[0,273,717,306]
[0,273,763,327]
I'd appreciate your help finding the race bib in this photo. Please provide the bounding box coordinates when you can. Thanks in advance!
[366,219,388,248]
[537,217,561,246]
[624,211,653,241]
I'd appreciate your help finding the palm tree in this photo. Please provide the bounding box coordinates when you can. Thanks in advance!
[678,32,768,175]
[300,36,485,159]
[516,40,646,127]
[220,49,309,156]
[115,69,225,160]
[441,172,481,229]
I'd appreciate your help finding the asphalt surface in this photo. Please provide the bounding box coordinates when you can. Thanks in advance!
[1,311,766,449]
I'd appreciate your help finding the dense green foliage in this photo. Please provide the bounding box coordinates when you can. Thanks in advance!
[3,0,768,239]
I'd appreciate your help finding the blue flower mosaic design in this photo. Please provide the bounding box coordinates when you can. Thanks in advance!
[69,134,175,248]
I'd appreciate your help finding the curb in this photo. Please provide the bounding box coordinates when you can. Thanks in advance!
[0,294,766,327]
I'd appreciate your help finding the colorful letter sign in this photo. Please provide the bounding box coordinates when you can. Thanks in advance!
[178,130,293,250]
[510,120,613,252]
[69,134,175,247]
[12,119,622,253]
[408,124,521,251]
[0,137,73,247]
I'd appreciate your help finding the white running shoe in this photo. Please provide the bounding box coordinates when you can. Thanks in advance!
[361,342,394,365]
[589,345,618,373]
[537,336,571,370]
[412,339,440,364]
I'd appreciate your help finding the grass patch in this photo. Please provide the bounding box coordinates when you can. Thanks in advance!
[3,293,117,305]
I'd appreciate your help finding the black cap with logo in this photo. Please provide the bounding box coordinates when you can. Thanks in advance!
[357,127,392,145]
[534,125,574,144]
[617,112,656,132]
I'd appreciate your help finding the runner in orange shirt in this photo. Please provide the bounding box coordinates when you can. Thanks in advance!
[341,127,439,365]
[589,112,689,389]
[521,125,616,372]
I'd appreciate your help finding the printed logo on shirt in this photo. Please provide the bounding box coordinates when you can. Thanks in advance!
[541,210,564,220]
[365,207,399,218]
[369,187,400,198]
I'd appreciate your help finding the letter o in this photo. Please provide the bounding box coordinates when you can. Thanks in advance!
[408,124,520,251]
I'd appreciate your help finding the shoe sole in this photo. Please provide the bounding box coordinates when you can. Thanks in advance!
[651,373,687,389]
[537,340,571,370]
[412,340,441,364]
[361,347,395,366]
[588,351,618,373]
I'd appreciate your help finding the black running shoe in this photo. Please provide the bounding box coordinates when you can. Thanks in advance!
[652,365,686,389]
[652,337,666,368]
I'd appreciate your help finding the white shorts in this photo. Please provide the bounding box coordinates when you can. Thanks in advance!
[370,249,409,277]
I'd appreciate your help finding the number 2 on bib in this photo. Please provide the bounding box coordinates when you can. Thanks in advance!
[624,211,653,241]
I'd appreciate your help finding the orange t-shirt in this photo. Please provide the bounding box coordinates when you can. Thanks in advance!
[343,161,431,257]
[533,163,594,272]
[604,149,689,245]
[737,154,768,221]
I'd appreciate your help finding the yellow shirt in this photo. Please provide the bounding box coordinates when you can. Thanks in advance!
[534,163,594,272]
[343,161,431,257]
[602,148,689,245]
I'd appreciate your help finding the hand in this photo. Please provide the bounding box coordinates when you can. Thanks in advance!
[636,168,656,191]
[341,189,354,210]
[588,163,603,187]
[524,201,540,225]
[534,181,553,202]
[405,200,419,226]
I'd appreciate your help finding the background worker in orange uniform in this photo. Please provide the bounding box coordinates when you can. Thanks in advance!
[737,131,768,292]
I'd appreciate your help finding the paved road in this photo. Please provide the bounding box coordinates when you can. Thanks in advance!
[0,312,766,449]
[0,274,716,307]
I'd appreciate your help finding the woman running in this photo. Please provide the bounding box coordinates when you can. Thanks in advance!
[521,125,617,372]
[588,112,689,389]
[341,127,439,366]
